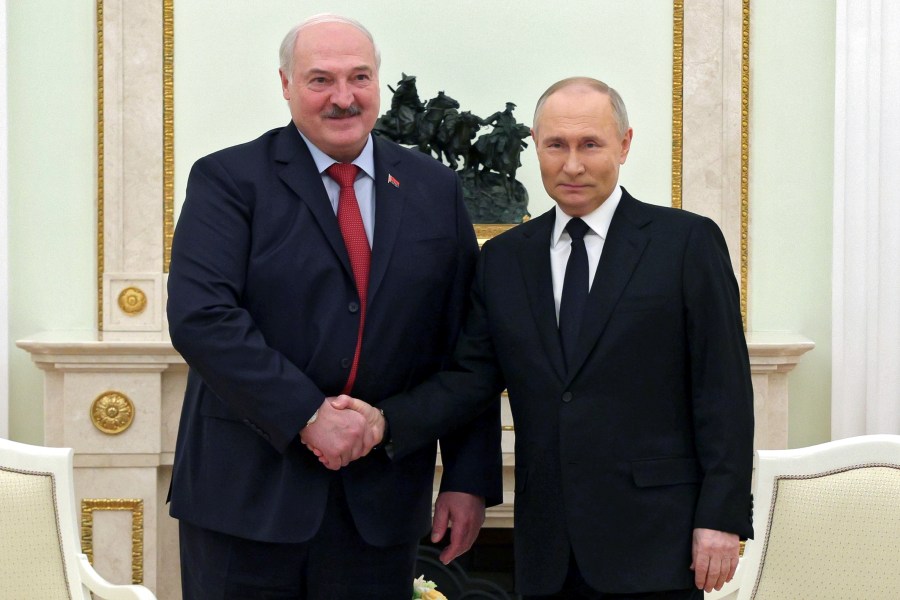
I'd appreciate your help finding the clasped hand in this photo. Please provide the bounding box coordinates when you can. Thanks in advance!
[299,395,384,470]
[300,397,486,566]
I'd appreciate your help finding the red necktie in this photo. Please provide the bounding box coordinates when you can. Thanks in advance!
[326,163,370,393]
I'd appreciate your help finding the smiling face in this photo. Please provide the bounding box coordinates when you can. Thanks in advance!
[531,85,632,217]
[279,21,380,163]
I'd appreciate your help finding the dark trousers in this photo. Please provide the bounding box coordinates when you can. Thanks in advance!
[179,479,418,599]
[523,552,703,600]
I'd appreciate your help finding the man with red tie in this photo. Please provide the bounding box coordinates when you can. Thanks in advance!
[166,13,501,599]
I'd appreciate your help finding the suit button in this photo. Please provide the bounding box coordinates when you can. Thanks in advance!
[341,358,351,369]
[562,392,573,403]
[348,301,359,313]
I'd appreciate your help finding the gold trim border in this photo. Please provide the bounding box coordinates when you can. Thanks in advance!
[96,0,105,331]
[163,0,175,272]
[81,498,144,585]
[672,0,684,210]
[740,0,750,328]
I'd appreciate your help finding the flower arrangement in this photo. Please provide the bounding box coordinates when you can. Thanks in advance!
[412,575,447,600]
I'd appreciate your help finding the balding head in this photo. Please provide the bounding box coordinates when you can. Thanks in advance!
[533,77,629,137]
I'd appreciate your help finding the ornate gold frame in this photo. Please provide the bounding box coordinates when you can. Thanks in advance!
[741,0,751,327]
[81,498,145,584]
[672,0,684,211]
[163,0,175,272]
[96,0,105,329]
[97,1,749,325]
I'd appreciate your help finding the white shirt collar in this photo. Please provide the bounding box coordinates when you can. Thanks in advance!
[551,185,623,247]
[297,130,376,181]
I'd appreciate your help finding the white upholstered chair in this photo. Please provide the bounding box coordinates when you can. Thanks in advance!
[707,434,900,600]
[0,437,156,599]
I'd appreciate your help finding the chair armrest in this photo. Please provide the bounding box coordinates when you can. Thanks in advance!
[77,554,157,600]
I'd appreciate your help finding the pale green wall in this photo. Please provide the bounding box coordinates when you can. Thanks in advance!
[7,0,97,443]
[749,0,835,447]
[6,1,836,448]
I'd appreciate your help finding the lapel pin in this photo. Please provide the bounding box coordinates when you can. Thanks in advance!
[387,174,400,188]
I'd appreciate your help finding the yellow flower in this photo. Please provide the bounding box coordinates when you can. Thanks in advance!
[421,590,447,600]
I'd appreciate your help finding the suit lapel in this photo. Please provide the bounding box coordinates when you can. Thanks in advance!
[368,137,406,305]
[274,124,353,278]
[517,210,567,382]
[567,192,650,382]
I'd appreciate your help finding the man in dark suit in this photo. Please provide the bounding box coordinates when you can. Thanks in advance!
[166,14,501,599]
[324,77,754,599]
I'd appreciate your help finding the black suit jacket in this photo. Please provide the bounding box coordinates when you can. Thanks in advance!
[167,124,502,547]
[381,190,754,594]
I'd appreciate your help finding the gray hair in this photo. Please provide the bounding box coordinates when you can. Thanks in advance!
[279,13,382,81]
[533,77,629,137]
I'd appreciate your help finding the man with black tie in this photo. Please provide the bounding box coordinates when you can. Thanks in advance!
[166,13,501,599]
[324,77,754,599]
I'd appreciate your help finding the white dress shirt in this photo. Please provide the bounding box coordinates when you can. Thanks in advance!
[550,185,622,323]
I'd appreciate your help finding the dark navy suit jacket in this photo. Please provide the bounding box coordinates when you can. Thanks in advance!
[381,191,754,594]
[167,123,502,546]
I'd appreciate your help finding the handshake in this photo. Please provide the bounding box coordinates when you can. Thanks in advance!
[299,395,387,470]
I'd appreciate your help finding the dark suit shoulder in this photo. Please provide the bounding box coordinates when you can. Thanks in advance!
[198,126,286,166]
[372,135,457,179]
[618,190,720,234]
[481,208,554,253]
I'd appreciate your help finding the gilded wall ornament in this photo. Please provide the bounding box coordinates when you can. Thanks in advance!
[82,498,144,584]
[90,392,135,435]
[117,286,147,315]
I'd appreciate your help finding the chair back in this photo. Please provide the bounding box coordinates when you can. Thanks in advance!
[740,434,900,599]
[0,438,88,600]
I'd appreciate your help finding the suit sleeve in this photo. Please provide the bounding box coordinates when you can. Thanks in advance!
[426,178,504,506]
[167,155,323,453]
[382,227,506,503]
[684,217,754,540]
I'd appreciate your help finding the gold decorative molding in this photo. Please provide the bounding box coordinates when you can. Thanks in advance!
[163,0,175,273]
[90,391,135,435]
[671,0,684,210]
[474,224,517,247]
[96,0,105,331]
[740,0,750,329]
[81,498,144,585]
[474,224,517,239]
[117,286,148,315]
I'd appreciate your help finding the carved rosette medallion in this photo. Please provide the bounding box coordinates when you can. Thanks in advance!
[117,286,147,315]
[90,391,135,435]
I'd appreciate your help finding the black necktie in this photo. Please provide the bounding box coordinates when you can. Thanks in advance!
[559,217,590,371]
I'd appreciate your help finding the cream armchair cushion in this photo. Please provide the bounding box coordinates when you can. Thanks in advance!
[0,466,71,597]
[707,434,900,600]
[0,437,156,600]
